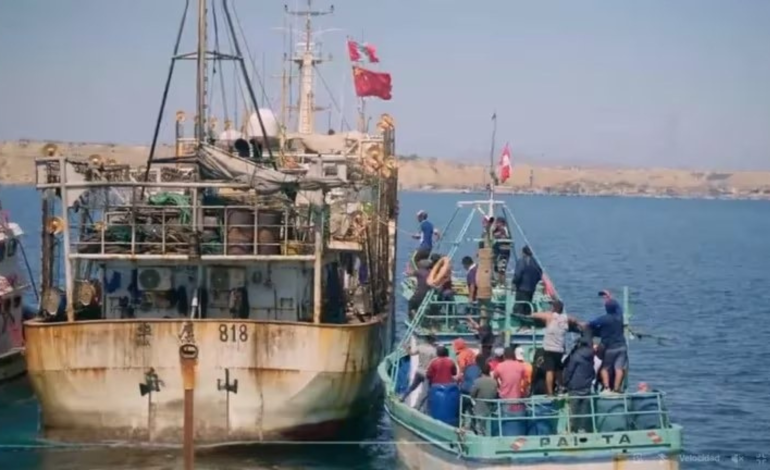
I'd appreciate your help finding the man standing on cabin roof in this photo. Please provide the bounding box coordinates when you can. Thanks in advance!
[531,300,580,396]
[512,245,542,315]
[411,210,440,268]
[580,291,628,394]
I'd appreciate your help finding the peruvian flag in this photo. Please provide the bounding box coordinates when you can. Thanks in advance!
[347,39,380,63]
[498,142,512,183]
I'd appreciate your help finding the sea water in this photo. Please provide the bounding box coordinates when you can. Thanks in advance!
[1,186,768,470]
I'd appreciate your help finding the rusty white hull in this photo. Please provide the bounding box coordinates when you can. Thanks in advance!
[392,423,681,470]
[24,317,387,445]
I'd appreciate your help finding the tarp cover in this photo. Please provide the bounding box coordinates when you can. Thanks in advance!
[197,144,347,195]
[286,130,366,154]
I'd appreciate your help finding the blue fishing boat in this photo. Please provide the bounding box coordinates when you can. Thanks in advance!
[381,132,683,468]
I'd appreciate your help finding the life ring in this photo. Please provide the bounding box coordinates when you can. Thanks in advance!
[427,256,451,287]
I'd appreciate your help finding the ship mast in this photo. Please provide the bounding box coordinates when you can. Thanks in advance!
[195,0,207,142]
[285,0,334,134]
[487,112,498,216]
[142,0,276,177]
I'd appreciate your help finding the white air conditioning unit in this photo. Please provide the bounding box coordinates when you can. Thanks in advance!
[209,268,246,291]
[137,268,172,291]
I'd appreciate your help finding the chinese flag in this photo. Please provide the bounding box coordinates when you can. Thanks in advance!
[352,66,392,100]
[498,142,512,183]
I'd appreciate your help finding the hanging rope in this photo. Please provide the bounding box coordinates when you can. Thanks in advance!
[231,0,275,118]
[221,9,248,129]
[210,0,230,123]
[314,64,352,131]
[502,204,561,300]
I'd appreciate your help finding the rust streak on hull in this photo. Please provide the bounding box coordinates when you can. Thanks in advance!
[24,318,385,445]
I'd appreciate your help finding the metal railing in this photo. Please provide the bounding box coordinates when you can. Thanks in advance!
[72,204,316,258]
[457,391,670,437]
[405,301,543,342]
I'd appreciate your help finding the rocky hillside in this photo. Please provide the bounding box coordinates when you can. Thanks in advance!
[2,140,769,198]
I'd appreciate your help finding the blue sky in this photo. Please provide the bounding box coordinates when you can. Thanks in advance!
[2,0,770,170]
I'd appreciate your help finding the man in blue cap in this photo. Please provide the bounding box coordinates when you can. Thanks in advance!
[580,290,627,393]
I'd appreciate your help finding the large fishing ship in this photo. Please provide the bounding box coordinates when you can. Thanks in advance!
[23,0,398,445]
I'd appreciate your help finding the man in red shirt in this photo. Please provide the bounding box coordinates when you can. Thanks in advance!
[426,345,458,385]
[492,346,529,412]
[488,347,504,372]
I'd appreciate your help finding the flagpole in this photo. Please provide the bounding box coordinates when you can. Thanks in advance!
[488,111,498,215]
[359,29,366,132]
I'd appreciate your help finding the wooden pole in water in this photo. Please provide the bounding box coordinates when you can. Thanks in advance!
[180,344,199,470]
[313,206,324,323]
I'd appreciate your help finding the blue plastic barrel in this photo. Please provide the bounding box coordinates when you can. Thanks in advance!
[594,395,630,432]
[527,399,559,436]
[629,393,664,430]
[394,356,412,396]
[428,384,460,427]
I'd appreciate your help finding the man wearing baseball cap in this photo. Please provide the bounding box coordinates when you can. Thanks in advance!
[581,290,627,393]
[488,347,505,372]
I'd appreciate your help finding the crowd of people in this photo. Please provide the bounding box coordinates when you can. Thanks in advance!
[400,292,630,434]
[402,209,631,434]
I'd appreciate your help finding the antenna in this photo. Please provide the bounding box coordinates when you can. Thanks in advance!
[284,0,335,134]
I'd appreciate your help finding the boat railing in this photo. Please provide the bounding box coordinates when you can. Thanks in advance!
[406,299,544,342]
[72,202,316,259]
[456,391,671,438]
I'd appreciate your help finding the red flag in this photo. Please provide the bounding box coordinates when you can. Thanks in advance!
[498,142,512,183]
[352,66,392,100]
[542,273,557,298]
[347,39,380,63]
[347,40,362,62]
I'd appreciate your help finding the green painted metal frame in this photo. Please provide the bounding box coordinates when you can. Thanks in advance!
[379,354,683,461]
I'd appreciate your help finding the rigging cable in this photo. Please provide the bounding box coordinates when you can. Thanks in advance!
[503,206,561,300]
[221,8,248,131]
[221,0,277,168]
[140,0,191,199]
[231,0,275,118]
[313,64,352,132]
[210,0,230,125]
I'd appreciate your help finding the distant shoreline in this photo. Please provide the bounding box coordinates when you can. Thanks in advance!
[3,180,767,202]
[405,187,770,201]
[2,140,769,201]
